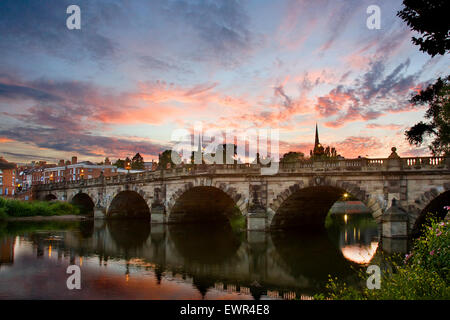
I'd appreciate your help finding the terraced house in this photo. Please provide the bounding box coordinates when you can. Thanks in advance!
[0,157,17,197]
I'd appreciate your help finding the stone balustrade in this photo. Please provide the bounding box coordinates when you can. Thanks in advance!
[35,156,449,191]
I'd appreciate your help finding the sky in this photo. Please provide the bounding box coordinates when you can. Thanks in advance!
[0,0,449,164]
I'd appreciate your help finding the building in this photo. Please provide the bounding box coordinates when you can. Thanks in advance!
[0,157,17,197]
[144,160,158,171]
[43,157,120,183]
[29,162,56,185]
[309,124,340,159]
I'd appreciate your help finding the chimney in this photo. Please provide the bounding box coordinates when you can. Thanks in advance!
[71,156,77,164]
[58,159,65,166]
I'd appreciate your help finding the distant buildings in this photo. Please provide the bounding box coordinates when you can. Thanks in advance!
[0,154,159,200]
[309,124,341,159]
[41,156,119,184]
[0,157,17,197]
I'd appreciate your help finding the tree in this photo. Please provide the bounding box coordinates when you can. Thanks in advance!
[131,153,145,170]
[280,151,305,163]
[405,76,450,155]
[113,159,125,169]
[158,150,176,169]
[397,0,450,57]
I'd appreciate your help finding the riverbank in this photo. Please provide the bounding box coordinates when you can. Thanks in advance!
[5,215,88,221]
[320,216,450,300]
[0,197,81,220]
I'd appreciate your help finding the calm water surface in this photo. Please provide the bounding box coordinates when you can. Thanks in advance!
[0,214,380,299]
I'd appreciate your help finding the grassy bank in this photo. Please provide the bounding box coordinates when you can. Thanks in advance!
[0,197,80,220]
[318,216,450,300]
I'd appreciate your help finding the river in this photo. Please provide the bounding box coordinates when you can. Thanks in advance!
[0,213,380,299]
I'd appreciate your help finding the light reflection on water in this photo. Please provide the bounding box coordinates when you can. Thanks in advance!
[0,213,379,300]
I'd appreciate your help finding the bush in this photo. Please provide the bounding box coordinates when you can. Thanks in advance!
[0,207,7,220]
[408,218,450,282]
[0,198,80,217]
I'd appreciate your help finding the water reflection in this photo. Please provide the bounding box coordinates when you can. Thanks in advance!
[0,213,379,299]
[326,213,380,265]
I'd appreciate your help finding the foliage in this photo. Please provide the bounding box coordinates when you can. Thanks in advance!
[0,198,80,218]
[131,153,145,170]
[113,158,125,169]
[280,151,305,163]
[0,207,7,220]
[405,76,450,155]
[159,150,176,169]
[229,209,246,232]
[397,0,450,57]
[320,217,450,300]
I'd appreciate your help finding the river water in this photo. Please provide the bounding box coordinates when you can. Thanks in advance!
[0,214,380,300]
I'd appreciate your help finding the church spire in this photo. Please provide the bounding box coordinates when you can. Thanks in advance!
[314,123,320,147]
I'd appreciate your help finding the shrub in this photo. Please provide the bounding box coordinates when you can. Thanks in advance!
[0,207,7,220]
[0,198,80,217]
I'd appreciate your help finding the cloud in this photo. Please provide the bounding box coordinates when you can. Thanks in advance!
[0,137,14,143]
[0,126,167,159]
[315,58,427,128]
[164,0,257,66]
[139,56,190,73]
[318,0,363,53]
[334,136,384,158]
[0,0,116,61]
[0,83,62,102]
[366,123,403,130]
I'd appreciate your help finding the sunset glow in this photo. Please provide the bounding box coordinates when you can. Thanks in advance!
[0,0,448,163]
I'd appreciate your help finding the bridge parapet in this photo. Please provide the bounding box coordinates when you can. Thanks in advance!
[33,156,449,192]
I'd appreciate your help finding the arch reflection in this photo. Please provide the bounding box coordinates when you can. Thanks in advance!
[326,213,380,265]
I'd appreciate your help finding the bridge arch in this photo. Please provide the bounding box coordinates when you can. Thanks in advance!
[70,192,95,215]
[167,182,245,224]
[269,180,381,229]
[43,193,58,201]
[107,190,150,219]
[410,187,450,235]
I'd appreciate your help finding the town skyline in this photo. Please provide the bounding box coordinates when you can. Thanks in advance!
[1,0,449,164]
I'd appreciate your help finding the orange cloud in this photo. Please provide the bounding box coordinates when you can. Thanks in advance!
[0,137,14,143]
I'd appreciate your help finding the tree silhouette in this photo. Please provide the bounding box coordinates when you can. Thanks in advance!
[397,0,449,57]
[158,150,176,169]
[405,76,450,155]
[113,158,125,169]
[131,153,145,170]
[280,151,305,163]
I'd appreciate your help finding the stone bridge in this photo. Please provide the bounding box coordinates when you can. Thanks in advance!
[34,152,450,237]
